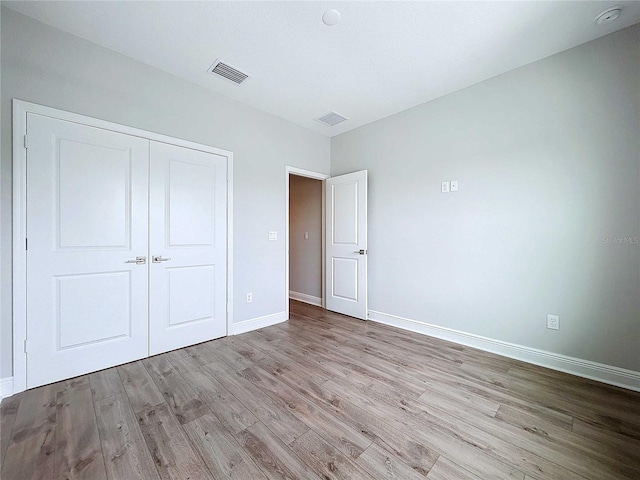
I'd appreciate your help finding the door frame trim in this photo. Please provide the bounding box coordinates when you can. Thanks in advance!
[285,166,330,320]
[11,99,234,394]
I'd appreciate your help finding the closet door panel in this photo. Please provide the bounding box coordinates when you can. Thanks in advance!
[26,114,149,389]
[149,142,227,355]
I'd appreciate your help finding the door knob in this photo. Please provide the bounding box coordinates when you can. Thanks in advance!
[354,249,367,255]
[125,256,146,265]
[152,256,172,263]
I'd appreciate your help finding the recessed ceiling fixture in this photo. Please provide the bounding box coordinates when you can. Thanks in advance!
[207,59,249,85]
[322,9,341,26]
[316,111,349,127]
[595,6,623,24]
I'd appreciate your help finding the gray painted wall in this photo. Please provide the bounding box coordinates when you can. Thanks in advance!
[332,25,640,371]
[0,9,330,378]
[289,175,322,299]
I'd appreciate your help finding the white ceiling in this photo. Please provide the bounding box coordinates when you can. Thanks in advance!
[5,1,640,137]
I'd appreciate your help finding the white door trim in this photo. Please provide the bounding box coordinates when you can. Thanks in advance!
[285,166,329,320]
[12,99,234,394]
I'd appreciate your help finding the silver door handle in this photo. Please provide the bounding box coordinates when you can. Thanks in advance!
[125,256,146,265]
[354,249,367,255]
[152,256,172,263]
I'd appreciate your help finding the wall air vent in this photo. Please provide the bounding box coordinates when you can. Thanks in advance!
[316,111,349,127]
[207,59,249,85]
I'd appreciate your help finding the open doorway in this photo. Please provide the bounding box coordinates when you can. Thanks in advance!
[285,167,329,319]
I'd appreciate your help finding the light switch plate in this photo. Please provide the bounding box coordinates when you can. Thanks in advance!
[441,181,450,193]
[268,231,277,241]
[451,180,459,192]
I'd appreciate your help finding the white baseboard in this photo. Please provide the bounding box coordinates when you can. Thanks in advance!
[231,311,287,336]
[367,310,640,392]
[1,377,14,399]
[289,291,322,307]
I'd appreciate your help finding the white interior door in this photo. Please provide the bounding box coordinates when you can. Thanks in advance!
[325,170,368,319]
[149,141,227,355]
[26,114,149,388]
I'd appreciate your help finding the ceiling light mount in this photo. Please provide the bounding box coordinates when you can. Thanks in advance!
[595,6,623,24]
[322,9,341,26]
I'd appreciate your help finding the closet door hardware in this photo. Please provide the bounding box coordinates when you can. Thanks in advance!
[152,255,172,263]
[125,256,147,265]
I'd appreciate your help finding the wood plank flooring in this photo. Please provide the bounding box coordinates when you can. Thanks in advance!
[2,300,639,479]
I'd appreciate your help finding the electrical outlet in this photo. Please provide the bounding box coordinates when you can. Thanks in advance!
[546,314,559,330]
[441,181,450,193]
[304,232,309,240]
[450,180,459,192]
[268,231,277,241]
[246,292,253,303]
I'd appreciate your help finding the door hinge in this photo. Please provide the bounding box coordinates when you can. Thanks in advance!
[24,339,28,353]
[24,135,28,149]
[25,238,28,250]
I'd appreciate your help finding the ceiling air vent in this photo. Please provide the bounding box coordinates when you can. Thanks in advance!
[207,59,249,85]
[316,111,349,127]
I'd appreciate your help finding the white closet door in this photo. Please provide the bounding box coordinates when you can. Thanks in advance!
[149,142,227,355]
[26,114,150,389]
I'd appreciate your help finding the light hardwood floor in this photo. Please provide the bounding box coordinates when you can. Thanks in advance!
[2,300,639,479]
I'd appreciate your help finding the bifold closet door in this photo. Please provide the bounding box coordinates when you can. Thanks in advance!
[148,141,228,355]
[26,114,150,389]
